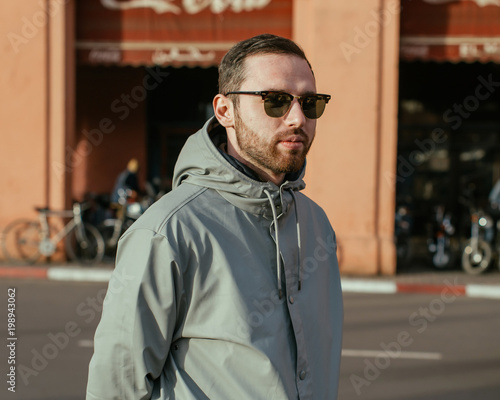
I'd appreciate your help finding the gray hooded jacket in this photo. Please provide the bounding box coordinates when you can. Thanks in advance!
[86,118,343,400]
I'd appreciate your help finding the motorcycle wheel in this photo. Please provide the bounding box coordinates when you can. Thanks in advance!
[431,239,458,270]
[433,252,450,269]
[461,239,492,275]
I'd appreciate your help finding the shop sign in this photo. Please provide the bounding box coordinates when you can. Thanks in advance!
[77,0,292,66]
[100,0,272,14]
[400,39,500,63]
[400,0,500,62]
[459,43,500,59]
[152,47,216,64]
[88,48,122,63]
[422,0,500,6]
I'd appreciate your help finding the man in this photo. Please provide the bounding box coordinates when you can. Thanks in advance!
[110,158,141,204]
[489,179,500,211]
[86,34,343,400]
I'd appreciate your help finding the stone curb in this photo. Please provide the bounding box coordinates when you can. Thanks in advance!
[0,265,113,282]
[341,278,500,299]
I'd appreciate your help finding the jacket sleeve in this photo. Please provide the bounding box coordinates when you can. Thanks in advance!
[86,228,180,400]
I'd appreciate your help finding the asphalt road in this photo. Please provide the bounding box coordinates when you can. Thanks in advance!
[0,280,499,400]
[0,279,107,400]
[340,292,500,400]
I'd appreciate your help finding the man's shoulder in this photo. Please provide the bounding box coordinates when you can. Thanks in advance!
[294,192,334,227]
[131,183,208,233]
[295,192,327,213]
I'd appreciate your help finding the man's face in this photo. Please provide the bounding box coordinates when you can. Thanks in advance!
[231,53,318,180]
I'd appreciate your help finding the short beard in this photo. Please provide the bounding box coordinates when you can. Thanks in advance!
[233,111,311,175]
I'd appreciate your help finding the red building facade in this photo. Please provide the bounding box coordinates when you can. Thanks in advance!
[2,0,498,274]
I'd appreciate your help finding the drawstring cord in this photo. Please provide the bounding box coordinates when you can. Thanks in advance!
[290,191,302,291]
[264,188,303,298]
[264,189,283,299]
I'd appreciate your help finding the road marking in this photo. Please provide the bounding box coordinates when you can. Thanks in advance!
[341,279,397,294]
[342,349,442,360]
[78,340,94,348]
[77,340,443,361]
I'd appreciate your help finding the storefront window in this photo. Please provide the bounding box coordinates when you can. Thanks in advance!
[397,61,500,263]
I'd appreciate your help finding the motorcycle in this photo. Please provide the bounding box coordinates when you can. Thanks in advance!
[460,195,495,275]
[427,205,458,269]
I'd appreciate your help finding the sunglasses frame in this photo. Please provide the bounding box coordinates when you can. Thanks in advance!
[225,91,331,119]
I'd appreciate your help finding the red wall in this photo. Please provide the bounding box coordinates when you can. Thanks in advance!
[73,66,147,200]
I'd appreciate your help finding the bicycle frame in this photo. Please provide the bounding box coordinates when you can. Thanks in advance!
[2,201,104,265]
[37,203,89,250]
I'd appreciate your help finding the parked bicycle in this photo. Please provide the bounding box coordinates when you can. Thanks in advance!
[2,202,105,265]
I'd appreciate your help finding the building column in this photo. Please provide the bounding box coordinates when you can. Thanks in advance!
[294,0,400,275]
[48,0,75,210]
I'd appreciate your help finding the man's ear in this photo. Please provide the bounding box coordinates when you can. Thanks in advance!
[213,94,234,128]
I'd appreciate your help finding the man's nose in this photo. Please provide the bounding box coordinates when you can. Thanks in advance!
[285,98,307,127]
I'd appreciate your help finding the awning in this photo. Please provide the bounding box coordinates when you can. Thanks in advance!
[76,0,292,67]
[400,0,500,63]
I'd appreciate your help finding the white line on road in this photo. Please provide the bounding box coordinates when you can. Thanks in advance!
[78,339,443,361]
[79,341,443,360]
[342,349,442,360]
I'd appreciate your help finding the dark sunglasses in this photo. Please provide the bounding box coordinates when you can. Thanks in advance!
[225,91,331,119]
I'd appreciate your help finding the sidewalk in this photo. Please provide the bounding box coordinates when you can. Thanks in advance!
[1,261,500,299]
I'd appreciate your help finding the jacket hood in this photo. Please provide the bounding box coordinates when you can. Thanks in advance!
[172,117,307,218]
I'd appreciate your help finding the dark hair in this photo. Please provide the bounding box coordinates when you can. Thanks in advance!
[218,34,312,98]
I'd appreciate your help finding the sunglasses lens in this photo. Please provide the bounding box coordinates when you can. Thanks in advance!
[264,93,292,118]
[261,92,330,119]
[302,96,327,119]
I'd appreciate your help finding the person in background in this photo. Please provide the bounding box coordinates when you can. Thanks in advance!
[87,34,343,400]
[489,178,500,211]
[110,158,141,204]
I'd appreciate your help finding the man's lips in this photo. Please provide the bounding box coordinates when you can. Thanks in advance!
[279,136,305,149]
[281,135,304,143]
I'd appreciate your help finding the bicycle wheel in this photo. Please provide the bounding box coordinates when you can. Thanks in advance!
[98,219,122,259]
[65,223,105,265]
[98,218,134,259]
[2,219,42,264]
